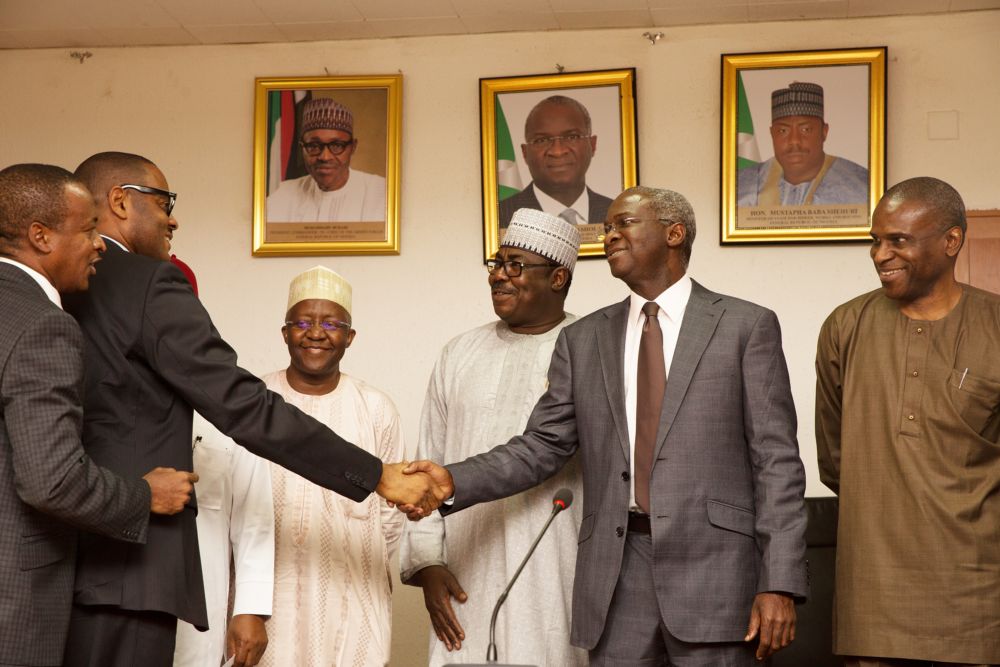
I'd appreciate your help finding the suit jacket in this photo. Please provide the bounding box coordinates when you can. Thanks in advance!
[0,263,150,667]
[498,182,613,228]
[63,244,383,628]
[445,280,808,649]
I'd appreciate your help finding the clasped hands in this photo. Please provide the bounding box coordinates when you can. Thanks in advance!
[375,460,453,518]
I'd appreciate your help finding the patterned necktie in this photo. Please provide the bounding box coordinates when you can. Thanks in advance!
[559,209,579,225]
[634,301,665,514]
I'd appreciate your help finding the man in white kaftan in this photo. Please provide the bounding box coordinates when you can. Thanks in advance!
[259,265,404,667]
[266,169,386,223]
[173,414,274,667]
[400,208,587,667]
[169,257,274,667]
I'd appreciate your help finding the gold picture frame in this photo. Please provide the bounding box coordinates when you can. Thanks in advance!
[480,68,638,261]
[252,74,402,256]
[721,48,886,244]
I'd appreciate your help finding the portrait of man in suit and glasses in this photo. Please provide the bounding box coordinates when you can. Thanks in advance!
[481,69,638,259]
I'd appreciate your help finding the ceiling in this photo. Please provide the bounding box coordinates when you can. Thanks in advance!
[1,0,997,50]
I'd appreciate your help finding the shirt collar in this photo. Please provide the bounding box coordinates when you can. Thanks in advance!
[0,257,62,308]
[531,184,590,223]
[627,274,692,326]
[101,234,129,252]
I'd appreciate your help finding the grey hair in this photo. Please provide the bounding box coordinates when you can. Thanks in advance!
[621,185,697,266]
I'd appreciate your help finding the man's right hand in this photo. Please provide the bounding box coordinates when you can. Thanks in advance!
[376,461,452,517]
[142,467,198,515]
[412,565,468,651]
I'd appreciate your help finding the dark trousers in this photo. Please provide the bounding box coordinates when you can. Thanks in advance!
[63,604,177,667]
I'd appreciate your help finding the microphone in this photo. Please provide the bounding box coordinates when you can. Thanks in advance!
[491,488,575,665]
[444,488,574,667]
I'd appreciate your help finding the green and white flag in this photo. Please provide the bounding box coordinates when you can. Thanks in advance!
[495,99,523,201]
[736,72,760,169]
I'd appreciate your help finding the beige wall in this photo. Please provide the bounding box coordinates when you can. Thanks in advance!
[1,10,997,664]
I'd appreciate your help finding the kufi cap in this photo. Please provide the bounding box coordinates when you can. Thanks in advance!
[771,82,824,121]
[301,98,354,135]
[503,208,581,273]
[286,265,352,314]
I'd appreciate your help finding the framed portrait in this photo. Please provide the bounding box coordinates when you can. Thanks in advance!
[480,68,638,261]
[252,74,402,256]
[720,48,886,244]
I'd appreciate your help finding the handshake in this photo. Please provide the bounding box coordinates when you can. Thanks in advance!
[375,460,454,520]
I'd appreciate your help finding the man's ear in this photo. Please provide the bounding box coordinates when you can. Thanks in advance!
[550,266,570,291]
[108,185,129,221]
[27,220,53,254]
[666,221,686,249]
[944,225,964,258]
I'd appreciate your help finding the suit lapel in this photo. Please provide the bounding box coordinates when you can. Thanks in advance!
[597,298,631,463]
[653,281,723,461]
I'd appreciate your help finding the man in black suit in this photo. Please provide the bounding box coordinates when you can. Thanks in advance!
[498,95,613,229]
[0,164,196,667]
[62,152,444,666]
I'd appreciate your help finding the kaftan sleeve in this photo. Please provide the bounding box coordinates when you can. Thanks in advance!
[228,443,275,617]
[815,311,844,494]
[398,348,451,583]
[373,391,406,561]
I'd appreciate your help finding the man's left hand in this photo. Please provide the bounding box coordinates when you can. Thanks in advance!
[226,614,268,667]
[744,592,795,661]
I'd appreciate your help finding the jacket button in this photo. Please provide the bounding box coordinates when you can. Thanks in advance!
[621,471,630,482]
[616,526,624,537]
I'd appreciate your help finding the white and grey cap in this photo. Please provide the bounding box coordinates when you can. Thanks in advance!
[502,208,582,273]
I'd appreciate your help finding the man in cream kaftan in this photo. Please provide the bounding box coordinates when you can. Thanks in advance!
[259,266,404,667]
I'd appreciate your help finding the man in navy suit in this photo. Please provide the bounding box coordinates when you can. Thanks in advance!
[498,95,613,229]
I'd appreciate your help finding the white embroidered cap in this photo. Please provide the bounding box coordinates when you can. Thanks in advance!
[286,265,352,314]
[502,208,582,273]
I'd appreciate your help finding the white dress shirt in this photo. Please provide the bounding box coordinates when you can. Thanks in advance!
[622,274,692,509]
[532,183,591,224]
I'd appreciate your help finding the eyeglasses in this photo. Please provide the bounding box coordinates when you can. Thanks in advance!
[120,184,177,217]
[284,320,352,333]
[485,259,559,277]
[526,133,591,149]
[300,140,353,157]
[602,217,674,236]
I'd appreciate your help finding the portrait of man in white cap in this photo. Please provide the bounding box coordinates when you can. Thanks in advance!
[737,81,869,207]
[266,97,387,223]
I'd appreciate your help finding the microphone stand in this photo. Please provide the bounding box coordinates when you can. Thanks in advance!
[485,504,563,663]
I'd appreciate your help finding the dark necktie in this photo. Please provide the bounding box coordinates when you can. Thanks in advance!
[635,301,665,514]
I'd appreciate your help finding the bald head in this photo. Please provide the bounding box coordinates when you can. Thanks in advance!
[0,163,84,254]
[877,176,966,235]
[75,151,157,208]
[524,95,593,138]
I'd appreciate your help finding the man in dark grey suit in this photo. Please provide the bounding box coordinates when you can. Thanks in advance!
[409,186,808,665]
[0,164,197,667]
[498,95,613,229]
[61,152,444,667]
